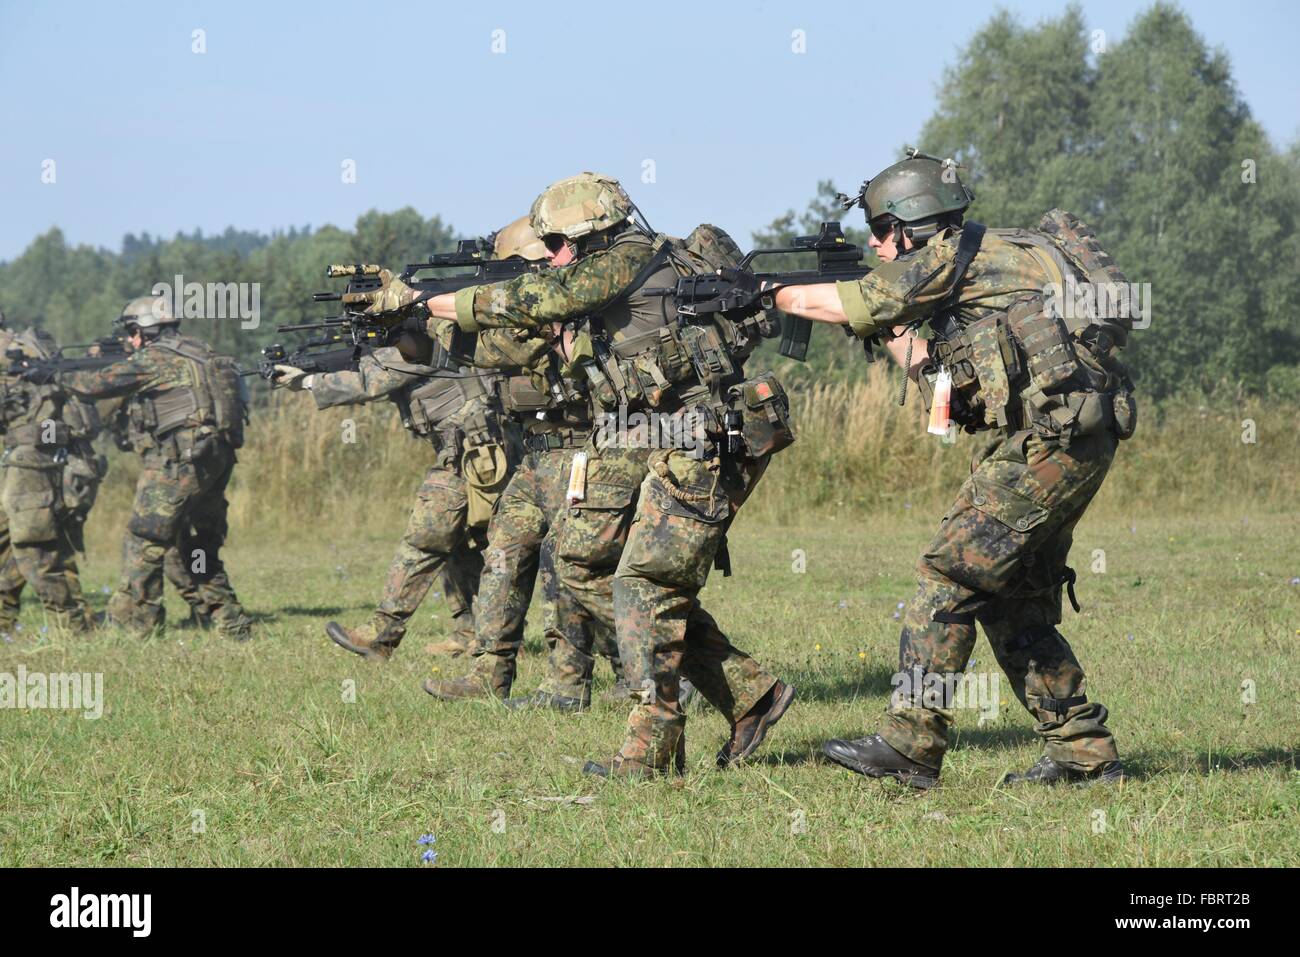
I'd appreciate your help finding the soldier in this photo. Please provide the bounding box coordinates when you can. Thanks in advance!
[273,331,523,663]
[361,173,797,778]
[0,310,101,633]
[422,217,625,708]
[38,295,254,640]
[773,151,1134,787]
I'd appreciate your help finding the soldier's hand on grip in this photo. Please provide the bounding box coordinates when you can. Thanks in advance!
[272,364,308,390]
[342,268,424,323]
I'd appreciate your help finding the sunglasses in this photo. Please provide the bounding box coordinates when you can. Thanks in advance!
[869,217,898,242]
[543,234,569,255]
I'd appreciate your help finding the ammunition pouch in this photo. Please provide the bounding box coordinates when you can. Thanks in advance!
[728,372,795,459]
[462,441,511,529]
[2,420,72,450]
[61,447,107,519]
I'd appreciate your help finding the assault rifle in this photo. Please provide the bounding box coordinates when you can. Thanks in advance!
[5,334,131,380]
[251,329,360,381]
[643,222,871,362]
[280,239,542,371]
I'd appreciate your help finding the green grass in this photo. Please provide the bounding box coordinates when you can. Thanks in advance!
[0,508,1296,867]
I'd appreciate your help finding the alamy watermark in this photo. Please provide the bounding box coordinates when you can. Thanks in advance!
[890,666,1001,724]
[0,665,103,719]
[151,275,260,329]
[594,406,707,457]
[1043,277,1151,329]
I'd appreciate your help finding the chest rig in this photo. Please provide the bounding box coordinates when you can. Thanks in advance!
[578,229,794,461]
[918,211,1137,446]
[129,335,249,452]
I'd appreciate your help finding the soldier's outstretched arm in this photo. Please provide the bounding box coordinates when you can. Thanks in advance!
[298,348,420,409]
[58,356,157,399]
[421,242,649,335]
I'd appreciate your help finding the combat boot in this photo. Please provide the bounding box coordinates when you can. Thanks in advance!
[325,621,394,661]
[421,673,501,701]
[716,680,796,769]
[503,690,587,713]
[822,733,940,789]
[1003,755,1127,786]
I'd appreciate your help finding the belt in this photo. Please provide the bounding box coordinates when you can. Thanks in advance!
[523,428,589,452]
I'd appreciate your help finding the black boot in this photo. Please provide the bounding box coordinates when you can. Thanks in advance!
[1003,755,1126,786]
[822,733,940,789]
[503,690,586,713]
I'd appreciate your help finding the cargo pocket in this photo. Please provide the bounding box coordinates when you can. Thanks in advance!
[406,471,468,552]
[966,477,1051,535]
[556,479,638,569]
[2,484,58,545]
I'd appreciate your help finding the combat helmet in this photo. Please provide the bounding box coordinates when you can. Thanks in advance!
[844,149,975,244]
[493,215,549,261]
[115,294,178,333]
[530,172,633,244]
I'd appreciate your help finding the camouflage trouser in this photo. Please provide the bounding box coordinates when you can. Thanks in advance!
[0,458,90,632]
[108,440,248,637]
[880,427,1121,772]
[363,464,484,655]
[466,445,620,696]
[555,444,776,770]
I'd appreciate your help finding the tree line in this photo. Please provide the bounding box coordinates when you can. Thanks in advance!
[2,3,1295,400]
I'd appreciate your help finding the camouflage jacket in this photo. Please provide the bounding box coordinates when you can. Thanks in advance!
[835,226,1050,340]
[0,327,102,456]
[450,236,656,336]
[59,331,233,457]
[310,345,511,456]
[308,346,434,409]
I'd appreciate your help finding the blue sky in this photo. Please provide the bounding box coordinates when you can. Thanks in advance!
[2,0,1297,261]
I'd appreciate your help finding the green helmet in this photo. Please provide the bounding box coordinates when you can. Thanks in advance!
[529,172,633,243]
[116,294,177,331]
[854,149,974,228]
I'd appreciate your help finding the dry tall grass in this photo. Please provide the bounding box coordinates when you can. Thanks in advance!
[82,370,1296,549]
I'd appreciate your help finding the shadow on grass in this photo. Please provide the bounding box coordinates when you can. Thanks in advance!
[274,606,350,619]
[1117,746,1300,780]
[782,664,898,704]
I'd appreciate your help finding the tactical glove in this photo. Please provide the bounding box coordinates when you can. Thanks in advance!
[341,269,425,323]
[272,364,309,390]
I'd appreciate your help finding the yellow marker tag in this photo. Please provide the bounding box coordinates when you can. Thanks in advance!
[566,451,588,505]
[927,369,953,437]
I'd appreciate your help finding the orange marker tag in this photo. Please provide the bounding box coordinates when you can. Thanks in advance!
[927,369,953,437]
[566,451,588,504]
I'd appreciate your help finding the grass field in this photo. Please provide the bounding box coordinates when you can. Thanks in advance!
[1,503,1296,867]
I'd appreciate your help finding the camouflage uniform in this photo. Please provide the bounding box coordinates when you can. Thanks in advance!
[447,225,791,771]
[441,330,623,699]
[308,346,519,657]
[833,221,1131,773]
[0,327,101,633]
[59,329,252,638]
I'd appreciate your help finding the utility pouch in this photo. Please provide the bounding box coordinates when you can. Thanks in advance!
[461,441,510,529]
[1008,298,1081,394]
[732,373,795,459]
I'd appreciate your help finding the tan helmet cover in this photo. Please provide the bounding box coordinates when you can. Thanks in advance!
[118,294,177,329]
[529,172,633,242]
[493,215,549,261]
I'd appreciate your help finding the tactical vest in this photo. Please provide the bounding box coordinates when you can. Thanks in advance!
[579,227,794,460]
[399,366,491,440]
[502,370,593,451]
[918,210,1137,445]
[0,328,104,450]
[139,335,249,449]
